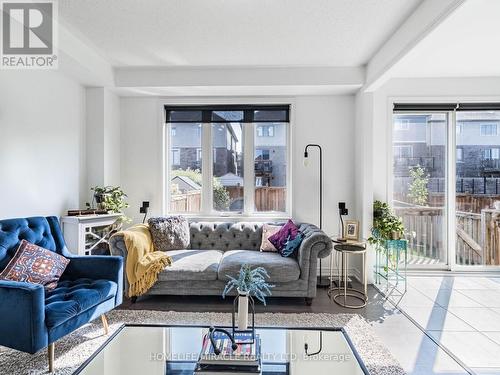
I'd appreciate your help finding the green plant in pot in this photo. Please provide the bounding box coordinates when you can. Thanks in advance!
[368,200,405,271]
[89,186,131,223]
[222,264,274,330]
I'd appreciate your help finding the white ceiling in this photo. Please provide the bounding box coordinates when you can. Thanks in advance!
[391,0,500,78]
[59,0,422,68]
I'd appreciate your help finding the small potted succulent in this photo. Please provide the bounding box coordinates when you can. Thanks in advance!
[222,264,274,330]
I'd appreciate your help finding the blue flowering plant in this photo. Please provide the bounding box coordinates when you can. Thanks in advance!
[222,264,274,305]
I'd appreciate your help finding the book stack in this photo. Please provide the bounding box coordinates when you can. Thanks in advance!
[67,209,109,216]
[195,332,261,375]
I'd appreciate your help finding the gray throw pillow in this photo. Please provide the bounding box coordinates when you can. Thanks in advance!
[148,216,190,251]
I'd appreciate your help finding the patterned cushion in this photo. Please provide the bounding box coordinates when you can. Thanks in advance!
[0,239,69,290]
[268,219,299,252]
[148,216,190,251]
[260,224,280,252]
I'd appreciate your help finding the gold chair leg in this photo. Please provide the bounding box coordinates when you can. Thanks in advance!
[48,343,55,373]
[101,314,109,335]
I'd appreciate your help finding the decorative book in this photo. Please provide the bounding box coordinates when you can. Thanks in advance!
[198,331,261,367]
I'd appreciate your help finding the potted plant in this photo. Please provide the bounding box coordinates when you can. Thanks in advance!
[88,186,131,223]
[222,264,274,330]
[368,200,405,246]
[368,200,405,272]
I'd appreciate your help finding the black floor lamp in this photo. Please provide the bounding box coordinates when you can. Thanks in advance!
[304,144,329,288]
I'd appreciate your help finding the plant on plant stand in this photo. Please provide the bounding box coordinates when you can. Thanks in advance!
[222,264,274,330]
[87,186,131,223]
[368,200,405,271]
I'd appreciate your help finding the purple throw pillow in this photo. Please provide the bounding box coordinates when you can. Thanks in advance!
[268,220,299,252]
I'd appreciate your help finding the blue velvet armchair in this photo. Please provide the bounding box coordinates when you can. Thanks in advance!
[0,216,123,372]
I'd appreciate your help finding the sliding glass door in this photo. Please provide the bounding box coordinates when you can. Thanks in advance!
[393,106,500,269]
[392,113,449,267]
[455,110,500,266]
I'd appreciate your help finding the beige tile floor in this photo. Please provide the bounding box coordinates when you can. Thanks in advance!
[383,275,500,375]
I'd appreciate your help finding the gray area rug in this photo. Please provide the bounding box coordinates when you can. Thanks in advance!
[0,310,406,375]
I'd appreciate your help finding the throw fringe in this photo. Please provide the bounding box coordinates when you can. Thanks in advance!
[129,256,172,297]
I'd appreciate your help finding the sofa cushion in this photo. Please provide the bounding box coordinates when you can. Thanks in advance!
[158,249,223,281]
[0,239,69,290]
[148,216,190,251]
[269,219,300,252]
[218,250,300,283]
[44,278,117,328]
[260,224,280,252]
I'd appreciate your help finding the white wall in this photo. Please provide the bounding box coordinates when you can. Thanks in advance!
[86,87,121,190]
[0,70,85,218]
[120,95,356,244]
[120,97,162,223]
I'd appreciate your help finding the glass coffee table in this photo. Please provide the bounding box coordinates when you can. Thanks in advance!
[75,324,368,375]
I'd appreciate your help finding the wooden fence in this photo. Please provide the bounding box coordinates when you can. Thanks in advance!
[395,205,500,266]
[171,187,286,212]
[170,191,201,212]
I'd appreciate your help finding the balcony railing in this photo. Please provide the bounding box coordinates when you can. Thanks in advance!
[394,156,435,171]
[395,204,500,266]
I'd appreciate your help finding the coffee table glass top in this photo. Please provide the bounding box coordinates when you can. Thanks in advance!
[77,325,367,375]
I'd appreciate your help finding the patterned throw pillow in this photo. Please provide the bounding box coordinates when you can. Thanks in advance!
[260,224,281,252]
[268,219,299,252]
[0,240,69,290]
[148,216,190,251]
[281,232,304,257]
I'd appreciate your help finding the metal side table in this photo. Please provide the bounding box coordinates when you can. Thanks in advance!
[328,242,367,309]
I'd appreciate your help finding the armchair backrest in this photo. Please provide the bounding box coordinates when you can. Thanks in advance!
[0,216,66,270]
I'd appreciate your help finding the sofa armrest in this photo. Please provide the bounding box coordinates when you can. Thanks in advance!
[296,223,333,280]
[108,224,154,297]
[0,280,47,353]
[62,255,123,305]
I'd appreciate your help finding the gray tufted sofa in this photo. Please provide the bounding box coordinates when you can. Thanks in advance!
[109,221,332,305]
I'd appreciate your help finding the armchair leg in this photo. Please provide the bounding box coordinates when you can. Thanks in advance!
[48,343,55,373]
[101,314,109,335]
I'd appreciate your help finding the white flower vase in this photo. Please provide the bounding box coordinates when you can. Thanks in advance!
[237,290,249,331]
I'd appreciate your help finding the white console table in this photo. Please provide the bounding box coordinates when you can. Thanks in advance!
[61,214,123,256]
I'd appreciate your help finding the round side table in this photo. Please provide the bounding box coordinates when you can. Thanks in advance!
[328,243,367,309]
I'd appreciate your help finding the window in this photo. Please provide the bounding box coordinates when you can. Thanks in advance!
[456,124,462,134]
[456,148,463,162]
[395,119,410,130]
[213,122,244,212]
[393,145,413,158]
[165,105,290,215]
[254,124,287,212]
[169,123,202,213]
[480,123,498,136]
[257,125,275,137]
[171,149,180,165]
[483,148,500,160]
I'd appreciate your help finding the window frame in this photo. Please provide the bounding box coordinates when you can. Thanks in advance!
[163,101,293,219]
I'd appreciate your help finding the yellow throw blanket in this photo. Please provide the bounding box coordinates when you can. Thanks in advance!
[116,224,172,297]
